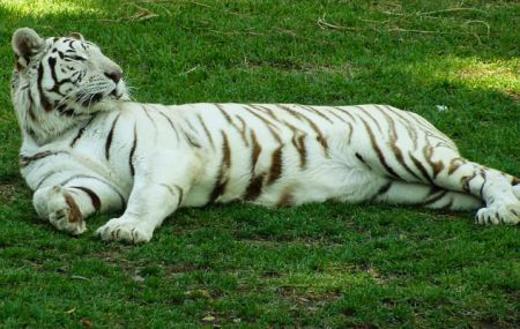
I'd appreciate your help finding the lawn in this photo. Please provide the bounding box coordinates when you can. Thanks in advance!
[0,0,519,328]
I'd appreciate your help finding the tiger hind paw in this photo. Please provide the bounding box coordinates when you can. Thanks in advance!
[475,202,520,225]
[47,186,87,235]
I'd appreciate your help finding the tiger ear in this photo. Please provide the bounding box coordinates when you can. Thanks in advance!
[11,28,44,59]
[69,32,85,41]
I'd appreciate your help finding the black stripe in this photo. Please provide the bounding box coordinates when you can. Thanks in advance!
[157,110,180,140]
[129,124,137,176]
[378,181,393,195]
[479,171,486,199]
[383,106,418,149]
[409,152,434,184]
[37,62,52,112]
[70,186,101,211]
[142,105,158,129]
[160,184,184,208]
[354,105,383,133]
[197,114,215,150]
[422,191,448,206]
[299,105,334,124]
[246,105,279,129]
[174,185,184,208]
[47,56,71,96]
[360,118,399,179]
[59,175,126,207]
[332,106,357,122]
[20,150,68,167]
[377,106,422,182]
[215,105,248,146]
[277,104,329,155]
[355,152,371,169]
[215,104,234,123]
[105,114,121,161]
[70,116,95,147]
[249,104,281,122]
[27,90,36,121]
[35,171,62,190]
[48,57,59,85]
[371,181,393,201]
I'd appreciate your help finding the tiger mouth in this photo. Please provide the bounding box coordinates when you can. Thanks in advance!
[77,89,122,107]
[110,88,124,100]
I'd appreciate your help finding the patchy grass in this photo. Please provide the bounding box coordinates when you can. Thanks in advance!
[1,0,519,328]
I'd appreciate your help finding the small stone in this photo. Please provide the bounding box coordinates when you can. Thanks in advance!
[132,274,145,283]
[435,105,448,112]
[202,315,216,322]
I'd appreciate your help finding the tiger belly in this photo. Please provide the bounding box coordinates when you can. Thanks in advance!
[171,103,390,208]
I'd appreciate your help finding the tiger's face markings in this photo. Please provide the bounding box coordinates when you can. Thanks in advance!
[11,28,129,142]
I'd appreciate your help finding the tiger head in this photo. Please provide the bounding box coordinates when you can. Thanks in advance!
[11,27,129,143]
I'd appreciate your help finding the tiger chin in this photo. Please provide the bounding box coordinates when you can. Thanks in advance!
[10,27,520,244]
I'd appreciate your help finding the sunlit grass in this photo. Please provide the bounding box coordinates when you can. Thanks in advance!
[1,0,104,17]
[454,58,520,91]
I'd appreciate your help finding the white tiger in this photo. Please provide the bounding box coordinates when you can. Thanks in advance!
[10,28,520,243]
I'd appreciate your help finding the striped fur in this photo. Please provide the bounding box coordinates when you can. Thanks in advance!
[11,28,520,243]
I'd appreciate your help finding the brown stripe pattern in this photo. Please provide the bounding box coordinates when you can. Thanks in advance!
[208,131,231,203]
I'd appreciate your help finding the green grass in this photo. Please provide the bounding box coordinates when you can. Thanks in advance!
[1,0,520,327]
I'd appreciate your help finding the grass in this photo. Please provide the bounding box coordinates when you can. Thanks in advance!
[0,0,519,327]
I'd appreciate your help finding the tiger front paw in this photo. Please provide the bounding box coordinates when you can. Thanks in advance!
[475,202,520,225]
[47,186,87,235]
[95,216,152,244]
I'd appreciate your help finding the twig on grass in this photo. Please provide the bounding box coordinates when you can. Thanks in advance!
[71,275,90,281]
[316,10,490,45]
[317,14,362,31]
[99,3,159,23]
[182,0,249,17]
[417,7,487,16]
[387,27,454,34]
[382,7,486,17]
[464,20,491,36]
[178,65,200,76]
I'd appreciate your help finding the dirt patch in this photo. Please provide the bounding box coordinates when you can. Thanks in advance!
[0,183,17,203]
[504,90,520,103]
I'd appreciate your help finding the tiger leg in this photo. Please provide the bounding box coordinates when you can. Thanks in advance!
[424,157,520,224]
[354,142,519,223]
[374,181,483,211]
[392,141,520,224]
[95,151,195,243]
[33,176,125,235]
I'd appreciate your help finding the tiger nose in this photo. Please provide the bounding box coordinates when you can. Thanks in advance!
[104,69,122,83]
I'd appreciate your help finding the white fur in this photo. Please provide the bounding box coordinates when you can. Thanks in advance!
[11,29,520,243]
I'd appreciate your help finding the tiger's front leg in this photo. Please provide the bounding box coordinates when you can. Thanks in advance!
[95,150,197,243]
[33,176,126,235]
